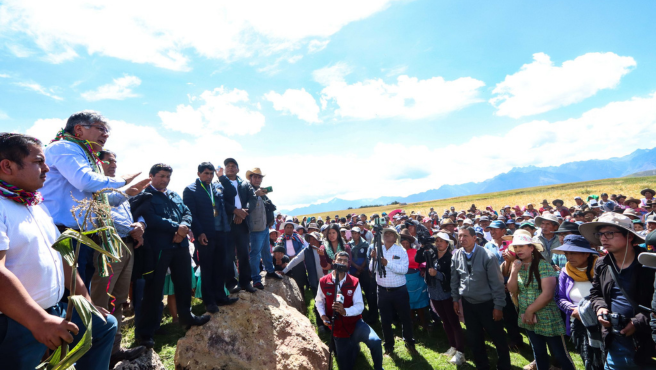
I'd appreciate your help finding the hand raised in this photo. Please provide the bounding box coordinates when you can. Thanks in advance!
[121,172,142,185]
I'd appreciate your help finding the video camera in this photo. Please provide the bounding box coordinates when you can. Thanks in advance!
[332,263,349,273]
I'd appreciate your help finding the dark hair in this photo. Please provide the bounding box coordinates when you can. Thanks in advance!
[64,111,108,134]
[0,133,42,168]
[327,224,345,250]
[336,251,350,260]
[525,247,546,290]
[460,226,476,237]
[98,150,116,161]
[585,254,595,282]
[340,217,346,223]
[197,162,215,173]
[149,163,173,176]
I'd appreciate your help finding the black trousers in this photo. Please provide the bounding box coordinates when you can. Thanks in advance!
[503,291,523,344]
[197,231,228,305]
[288,262,307,293]
[136,247,192,339]
[461,298,511,370]
[225,223,251,288]
[359,270,378,319]
[377,285,414,350]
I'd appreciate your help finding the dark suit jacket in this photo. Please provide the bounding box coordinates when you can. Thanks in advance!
[142,186,192,250]
[182,179,230,238]
[219,175,256,232]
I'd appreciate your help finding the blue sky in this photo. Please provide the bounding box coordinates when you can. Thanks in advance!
[1,0,656,210]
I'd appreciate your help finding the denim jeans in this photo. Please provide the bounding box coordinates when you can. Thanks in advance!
[76,241,95,292]
[334,319,384,370]
[0,302,117,370]
[249,229,274,284]
[604,339,640,370]
[526,330,575,370]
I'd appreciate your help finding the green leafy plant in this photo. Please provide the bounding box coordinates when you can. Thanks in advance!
[40,188,128,369]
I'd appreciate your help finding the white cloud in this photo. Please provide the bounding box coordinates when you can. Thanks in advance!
[0,0,398,70]
[308,40,330,53]
[314,64,485,120]
[15,82,63,100]
[7,43,33,57]
[159,87,265,136]
[0,110,9,120]
[81,75,141,101]
[381,65,407,76]
[264,88,321,123]
[490,52,636,118]
[0,74,10,78]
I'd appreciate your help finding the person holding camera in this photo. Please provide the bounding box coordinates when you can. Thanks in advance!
[315,252,383,370]
[580,213,656,369]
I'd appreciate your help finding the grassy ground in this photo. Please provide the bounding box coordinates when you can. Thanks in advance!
[296,175,656,219]
[121,291,584,369]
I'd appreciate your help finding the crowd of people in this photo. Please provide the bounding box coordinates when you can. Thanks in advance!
[1,111,656,370]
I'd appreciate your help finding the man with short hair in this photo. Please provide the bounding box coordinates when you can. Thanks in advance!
[369,228,416,355]
[0,133,117,370]
[451,226,510,370]
[582,213,656,368]
[41,111,148,288]
[479,216,493,241]
[183,162,238,313]
[89,150,147,364]
[218,158,258,293]
[574,196,590,212]
[600,193,616,212]
[535,213,561,264]
[136,164,210,348]
[317,251,383,370]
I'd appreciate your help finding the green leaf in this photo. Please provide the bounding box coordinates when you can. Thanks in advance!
[51,228,122,267]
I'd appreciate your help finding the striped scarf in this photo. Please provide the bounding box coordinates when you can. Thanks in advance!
[0,179,43,206]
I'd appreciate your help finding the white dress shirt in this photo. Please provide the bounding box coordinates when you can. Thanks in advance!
[315,272,364,317]
[229,179,242,209]
[369,243,409,288]
[0,198,64,311]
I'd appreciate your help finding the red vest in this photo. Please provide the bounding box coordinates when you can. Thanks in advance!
[319,273,362,338]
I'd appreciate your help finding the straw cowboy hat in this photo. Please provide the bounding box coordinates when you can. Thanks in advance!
[641,188,656,196]
[245,167,265,181]
[508,229,544,253]
[579,212,645,245]
[534,213,559,228]
[624,197,642,207]
[399,229,416,243]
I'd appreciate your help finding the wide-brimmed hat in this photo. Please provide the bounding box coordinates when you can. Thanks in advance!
[645,214,656,224]
[535,213,559,228]
[441,218,456,226]
[282,217,298,229]
[269,229,279,235]
[295,225,307,232]
[624,197,642,207]
[245,167,265,181]
[351,227,362,234]
[435,232,454,247]
[552,199,564,206]
[554,221,580,234]
[622,209,640,219]
[552,235,598,255]
[579,212,645,245]
[541,199,549,205]
[307,223,319,230]
[641,188,656,196]
[305,231,323,242]
[508,229,544,252]
[399,229,416,243]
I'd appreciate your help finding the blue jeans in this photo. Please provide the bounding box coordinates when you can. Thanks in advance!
[0,302,117,370]
[334,319,383,370]
[605,339,640,370]
[76,242,95,292]
[526,330,575,370]
[249,229,274,284]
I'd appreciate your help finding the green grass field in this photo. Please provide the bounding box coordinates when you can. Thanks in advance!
[296,175,656,220]
[121,291,584,370]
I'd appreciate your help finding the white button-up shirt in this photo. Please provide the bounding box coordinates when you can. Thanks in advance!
[0,198,64,310]
[315,272,364,317]
[369,243,409,288]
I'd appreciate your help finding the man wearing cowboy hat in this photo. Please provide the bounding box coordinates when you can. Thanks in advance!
[245,167,282,290]
[552,199,570,218]
[535,213,561,263]
[369,227,416,355]
[581,213,656,368]
[641,188,655,208]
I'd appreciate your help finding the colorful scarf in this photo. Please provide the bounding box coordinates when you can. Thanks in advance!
[323,240,346,261]
[51,129,104,167]
[565,257,597,282]
[0,179,43,206]
[281,232,304,244]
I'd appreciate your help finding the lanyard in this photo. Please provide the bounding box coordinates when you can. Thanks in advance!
[199,181,215,207]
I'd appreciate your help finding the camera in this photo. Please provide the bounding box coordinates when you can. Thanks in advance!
[332,263,349,273]
[602,312,629,336]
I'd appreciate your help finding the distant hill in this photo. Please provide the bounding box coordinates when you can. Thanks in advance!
[282,148,656,215]
[626,169,656,177]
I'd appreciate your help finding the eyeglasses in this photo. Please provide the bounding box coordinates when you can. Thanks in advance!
[594,231,619,240]
[83,125,110,135]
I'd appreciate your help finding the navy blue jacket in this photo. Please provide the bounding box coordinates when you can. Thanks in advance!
[219,175,257,232]
[183,179,230,237]
[142,186,192,250]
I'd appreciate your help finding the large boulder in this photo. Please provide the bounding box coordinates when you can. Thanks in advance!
[114,349,165,370]
[259,271,306,314]
[174,290,328,370]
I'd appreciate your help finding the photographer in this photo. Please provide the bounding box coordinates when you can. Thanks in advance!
[315,252,383,370]
[580,213,656,368]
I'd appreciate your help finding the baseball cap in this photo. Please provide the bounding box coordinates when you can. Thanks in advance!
[485,220,506,230]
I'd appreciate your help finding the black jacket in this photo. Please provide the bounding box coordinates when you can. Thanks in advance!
[182,179,230,238]
[142,187,192,251]
[415,245,451,292]
[218,175,256,232]
[589,246,656,365]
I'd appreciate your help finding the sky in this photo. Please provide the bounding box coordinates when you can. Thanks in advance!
[1,0,656,211]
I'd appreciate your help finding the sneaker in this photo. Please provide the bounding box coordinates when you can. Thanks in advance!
[523,360,537,370]
[444,347,457,357]
[449,351,466,366]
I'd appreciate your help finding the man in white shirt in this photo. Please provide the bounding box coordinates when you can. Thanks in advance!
[316,252,383,370]
[0,133,117,370]
[369,227,416,355]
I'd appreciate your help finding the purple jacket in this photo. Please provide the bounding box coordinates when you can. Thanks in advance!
[554,269,576,335]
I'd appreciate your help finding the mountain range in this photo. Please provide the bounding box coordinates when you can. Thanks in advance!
[282,147,656,216]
